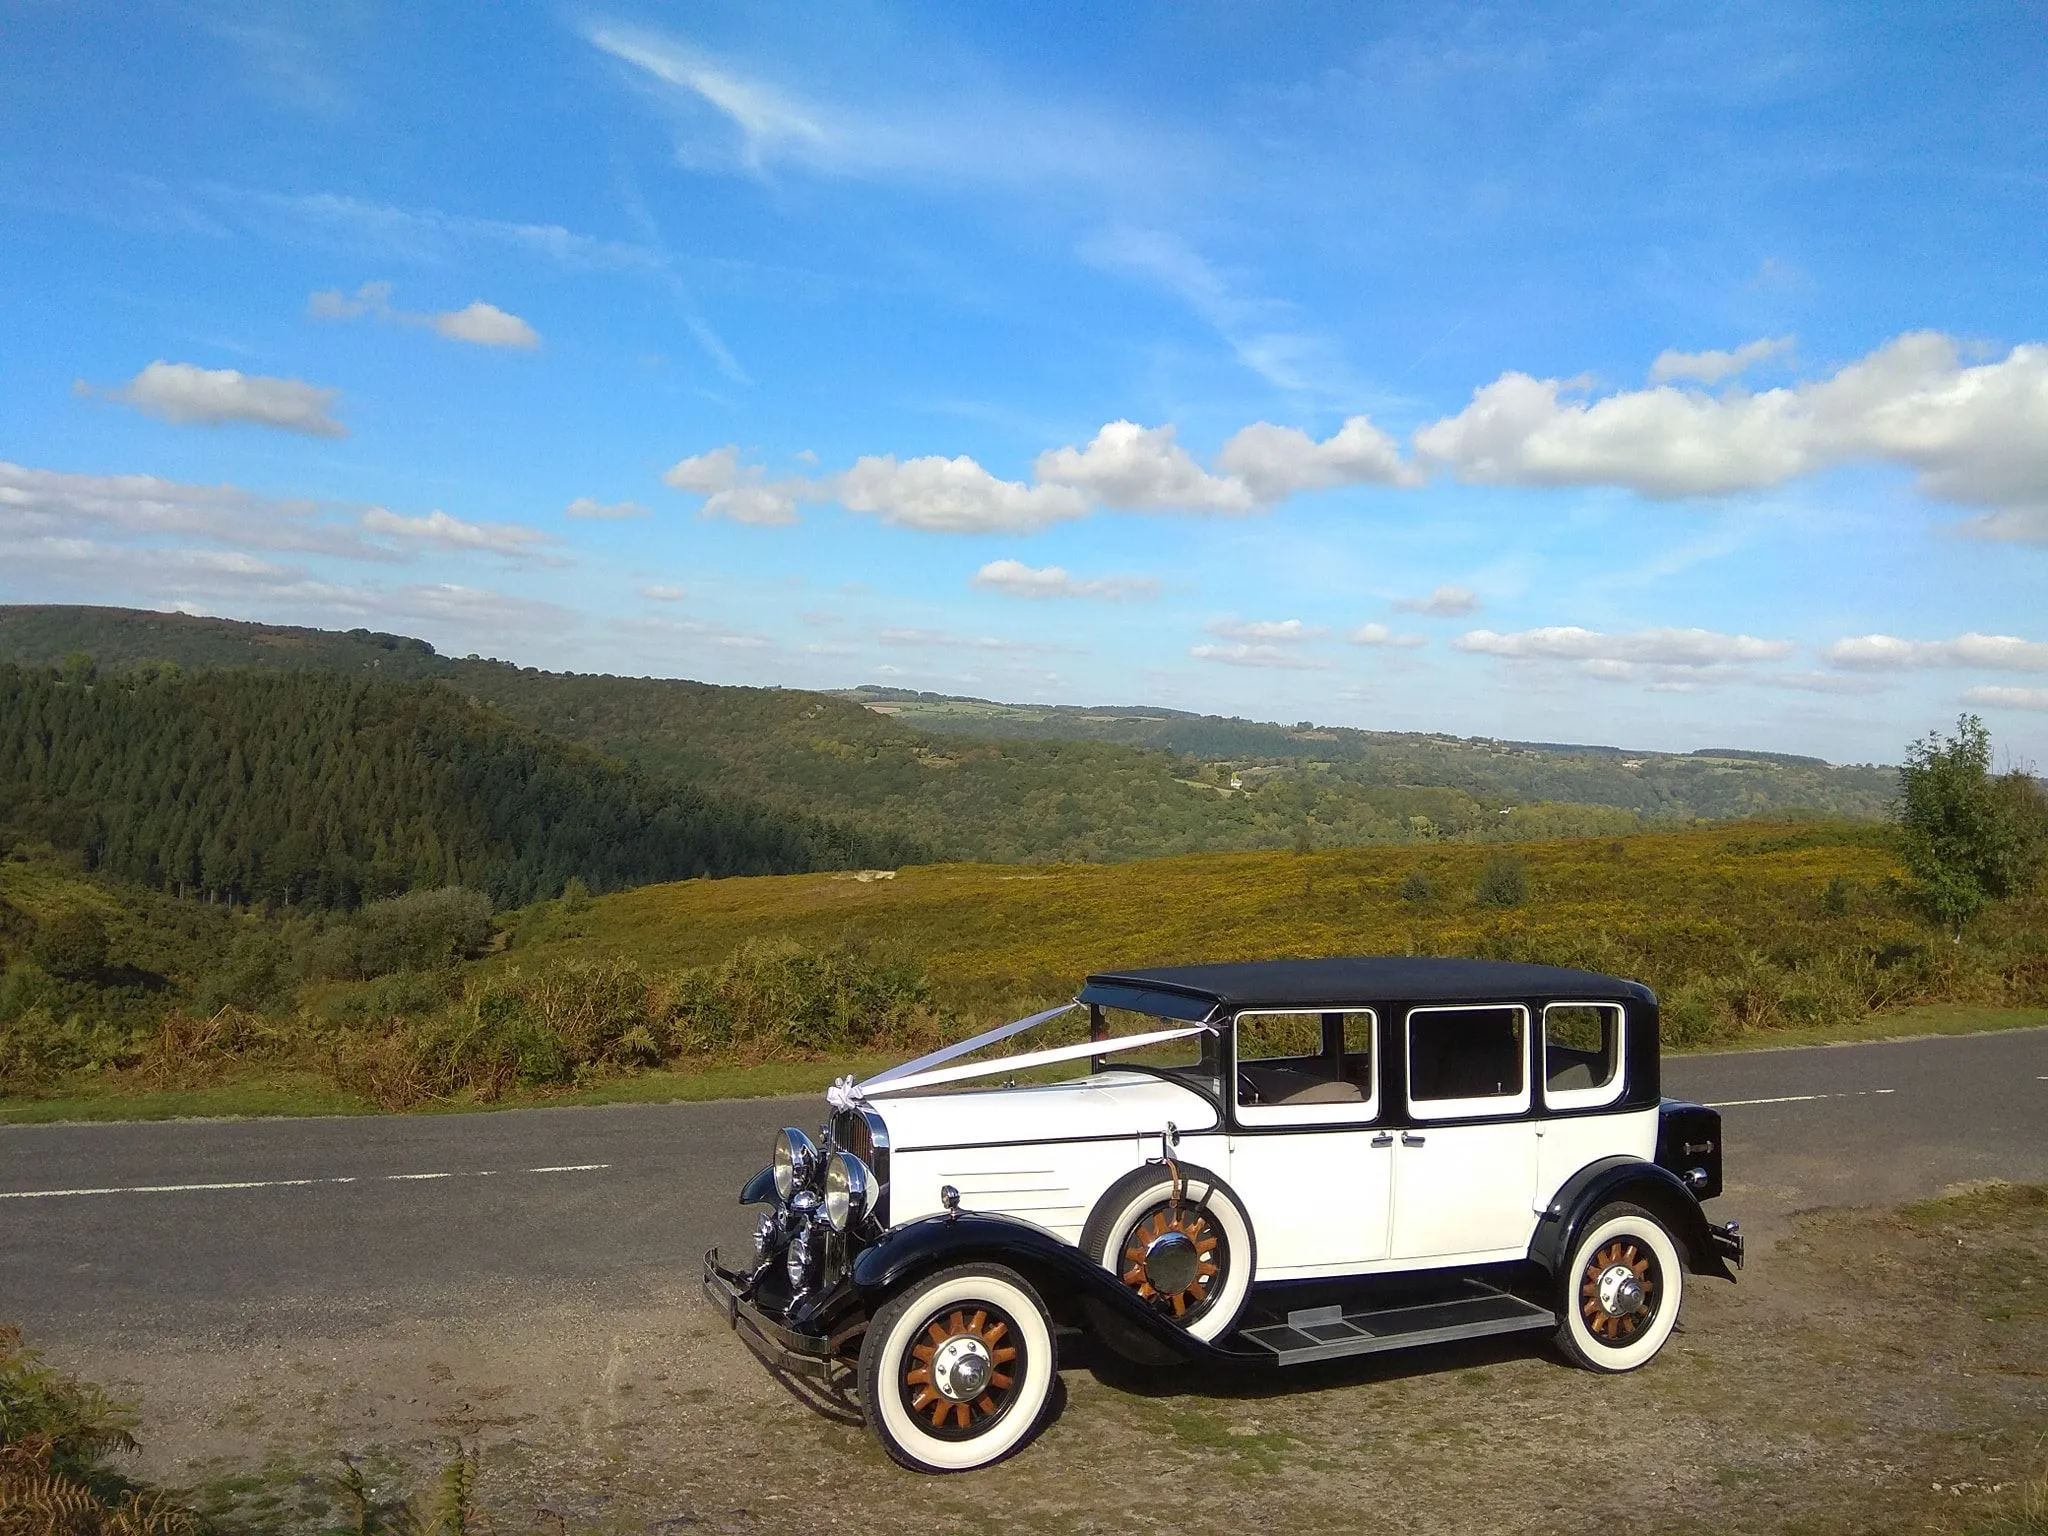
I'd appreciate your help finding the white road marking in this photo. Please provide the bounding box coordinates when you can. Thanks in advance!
[0,1164,609,1200]
[1709,1088,1898,1108]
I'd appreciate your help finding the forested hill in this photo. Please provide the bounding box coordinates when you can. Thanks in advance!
[0,663,911,907]
[0,606,1896,863]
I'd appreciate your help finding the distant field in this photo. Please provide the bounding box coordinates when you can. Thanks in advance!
[501,820,1897,991]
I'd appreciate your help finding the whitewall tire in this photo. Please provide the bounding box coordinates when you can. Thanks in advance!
[1556,1202,1684,1372]
[858,1264,1056,1473]
[1080,1164,1254,1344]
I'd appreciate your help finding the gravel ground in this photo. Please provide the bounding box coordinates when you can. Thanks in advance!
[58,1181,2048,1536]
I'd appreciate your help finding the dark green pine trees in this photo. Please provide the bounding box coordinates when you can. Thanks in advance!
[0,663,913,908]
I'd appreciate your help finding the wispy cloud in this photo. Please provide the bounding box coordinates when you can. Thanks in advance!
[565,496,651,520]
[1082,227,1351,396]
[1189,641,1333,670]
[1649,335,1794,385]
[1393,584,1482,616]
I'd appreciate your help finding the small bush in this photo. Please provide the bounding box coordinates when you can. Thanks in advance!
[31,909,108,980]
[1399,870,1433,903]
[314,888,495,981]
[1474,853,1528,907]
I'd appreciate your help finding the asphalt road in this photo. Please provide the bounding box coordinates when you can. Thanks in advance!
[4,1028,2044,1350]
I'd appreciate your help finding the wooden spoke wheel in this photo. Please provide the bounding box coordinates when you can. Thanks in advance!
[860,1264,1057,1473]
[898,1303,1026,1440]
[1120,1201,1227,1323]
[1556,1202,1685,1373]
[1578,1237,1660,1344]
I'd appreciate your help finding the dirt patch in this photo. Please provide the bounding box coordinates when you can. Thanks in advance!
[52,1184,2048,1535]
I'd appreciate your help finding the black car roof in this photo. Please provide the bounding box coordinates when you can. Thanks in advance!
[1081,956,1651,1013]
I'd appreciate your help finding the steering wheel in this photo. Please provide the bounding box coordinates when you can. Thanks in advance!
[1236,1069,1260,1105]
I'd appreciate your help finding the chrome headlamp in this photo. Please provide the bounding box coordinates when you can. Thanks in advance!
[772,1127,817,1200]
[824,1151,871,1233]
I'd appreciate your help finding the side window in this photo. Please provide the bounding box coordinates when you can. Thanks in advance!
[1543,1003,1625,1109]
[1405,1005,1530,1120]
[1234,1010,1377,1126]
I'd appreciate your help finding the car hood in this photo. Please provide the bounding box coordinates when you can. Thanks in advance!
[868,1071,1219,1152]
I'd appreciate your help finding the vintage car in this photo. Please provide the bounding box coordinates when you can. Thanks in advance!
[703,956,1742,1473]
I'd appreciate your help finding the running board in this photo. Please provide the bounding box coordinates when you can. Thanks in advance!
[1232,1279,1555,1366]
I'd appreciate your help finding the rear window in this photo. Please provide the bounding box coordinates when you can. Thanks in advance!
[1543,1003,1624,1108]
[1405,1005,1530,1119]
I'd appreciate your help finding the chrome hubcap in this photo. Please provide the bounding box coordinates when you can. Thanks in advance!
[930,1334,994,1402]
[1597,1262,1645,1318]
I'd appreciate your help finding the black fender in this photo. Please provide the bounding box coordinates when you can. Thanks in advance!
[849,1212,1258,1365]
[739,1166,776,1206]
[1529,1157,1735,1283]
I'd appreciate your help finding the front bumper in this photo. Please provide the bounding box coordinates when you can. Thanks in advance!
[1707,1220,1744,1270]
[701,1247,859,1381]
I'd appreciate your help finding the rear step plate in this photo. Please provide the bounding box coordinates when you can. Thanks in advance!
[1233,1280,1555,1366]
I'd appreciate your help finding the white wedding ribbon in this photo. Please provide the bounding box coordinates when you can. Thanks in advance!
[859,1001,1080,1091]
[859,1023,1211,1098]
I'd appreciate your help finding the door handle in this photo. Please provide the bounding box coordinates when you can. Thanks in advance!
[1370,1132,1393,1147]
[1400,1131,1426,1147]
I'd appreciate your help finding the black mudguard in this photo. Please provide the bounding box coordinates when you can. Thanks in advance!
[848,1212,1259,1366]
[739,1166,776,1206]
[1529,1156,1737,1283]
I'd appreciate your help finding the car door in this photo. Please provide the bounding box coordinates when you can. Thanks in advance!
[1389,1004,1540,1264]
[1225,1008,1392,1277]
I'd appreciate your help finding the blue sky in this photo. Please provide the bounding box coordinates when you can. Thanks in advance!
[4,2,2045,764]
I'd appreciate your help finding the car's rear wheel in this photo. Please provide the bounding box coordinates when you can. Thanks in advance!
[858,1263,1056,1473]
[1555,1201,1684,1372]
[1080,1163,1254,1343]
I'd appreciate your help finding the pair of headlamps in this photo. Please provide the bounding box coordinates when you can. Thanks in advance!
[773,1127,872,1233]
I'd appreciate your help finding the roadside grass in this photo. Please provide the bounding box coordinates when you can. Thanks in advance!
[1673,1003,2048,1054]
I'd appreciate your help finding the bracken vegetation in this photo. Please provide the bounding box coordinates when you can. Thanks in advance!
[3,818,2044,1113]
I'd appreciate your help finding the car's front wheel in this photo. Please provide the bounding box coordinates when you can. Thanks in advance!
[1555,1201,1685,1372]
[858,1263,1057,1473]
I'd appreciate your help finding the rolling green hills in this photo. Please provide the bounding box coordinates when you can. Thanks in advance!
[0,607,1896,865]
[0,662,908,908]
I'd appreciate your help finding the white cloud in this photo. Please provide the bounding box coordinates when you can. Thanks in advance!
[1393,584,1481,617]
[433,301,540,349]
[361,506,553,559]
[1824,632,2048,672]
[1456,626,1793,664]
[107,360,345,437]
[1415,332,2048,523]
[1216,416,1419,499]
[565,496,651,520]
[641,584,686,600]
[1036,421,1256,513]
[1208,617,1325,642]
[879,626,1067,654]
[1189,642,1332,670]
[312,282,540,349]
[662,445,806,526]
[1649,336,1794,385]
[970,559,1155,600]
[1348,622,1426,649]
[0,459,378,558]
[836,455,1086,533]
[1965,685,2048,710]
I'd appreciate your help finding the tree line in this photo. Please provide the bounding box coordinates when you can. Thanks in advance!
[0,663,916,909]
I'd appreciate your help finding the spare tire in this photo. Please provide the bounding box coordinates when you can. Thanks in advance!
[1078,1161,1255,1343]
